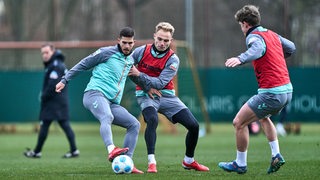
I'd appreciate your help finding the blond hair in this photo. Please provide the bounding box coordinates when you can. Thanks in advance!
[155,22,175,36]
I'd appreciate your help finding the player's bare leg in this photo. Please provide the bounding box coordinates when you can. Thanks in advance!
[260,118,277,142]
[233,103,258,152]
[218,103,257,174]
[260,118,285,174]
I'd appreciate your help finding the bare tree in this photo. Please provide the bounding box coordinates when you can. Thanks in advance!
[117,0,151,27]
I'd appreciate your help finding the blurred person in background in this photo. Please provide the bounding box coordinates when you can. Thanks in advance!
[55,27,143,174]
[276,106,288,136]
[129,22,209,173]
[276,105,301,136]
[218,5,296,174]
[24,44,79,158]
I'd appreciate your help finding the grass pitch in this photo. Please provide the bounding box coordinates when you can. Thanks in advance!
[0,123,319,180]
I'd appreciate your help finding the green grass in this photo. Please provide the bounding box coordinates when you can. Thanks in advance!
[1,123,320,179]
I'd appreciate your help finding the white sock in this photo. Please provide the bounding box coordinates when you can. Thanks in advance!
[148,154,156,164]
[236,150,247,167]
[184,155,194,164]
[269,140,280,157]
[107,145,115,154]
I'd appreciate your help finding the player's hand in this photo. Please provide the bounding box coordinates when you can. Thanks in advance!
[225,57,242,67]
[128,65,140,76]
[55,82,65,93]
[148,88,162,99]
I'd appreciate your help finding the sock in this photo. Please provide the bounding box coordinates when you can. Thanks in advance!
[236,150,247,167]
[184,155,194,164]
[107,145,115,154]
[269,140,280,157]
[148,154,156,164]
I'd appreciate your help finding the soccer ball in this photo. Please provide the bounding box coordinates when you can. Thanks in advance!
[111,155,134,174]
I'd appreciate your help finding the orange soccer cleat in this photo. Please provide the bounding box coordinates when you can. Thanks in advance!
[182,160,209,171]
[108,147,129,162]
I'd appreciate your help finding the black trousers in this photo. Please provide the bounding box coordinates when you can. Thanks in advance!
[34,119,77,153]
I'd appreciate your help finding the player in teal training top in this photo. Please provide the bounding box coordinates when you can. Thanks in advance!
[56,27,143,174]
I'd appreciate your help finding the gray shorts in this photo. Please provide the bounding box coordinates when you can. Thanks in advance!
[137,94,187,121]
[247,92,292,119]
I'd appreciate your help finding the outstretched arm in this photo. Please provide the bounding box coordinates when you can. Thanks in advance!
[55,47,107,93]
[226,34,265,68]
[225,57,242,67]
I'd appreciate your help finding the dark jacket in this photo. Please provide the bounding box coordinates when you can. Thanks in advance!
[39,50,69,121]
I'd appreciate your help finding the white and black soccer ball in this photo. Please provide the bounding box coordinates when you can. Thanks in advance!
[112,155,134,174]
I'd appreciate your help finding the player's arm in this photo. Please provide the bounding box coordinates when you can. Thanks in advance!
[279,35,296,58]
[134,55,179,91]
[128,45,155,91]
[56,48,105,92]
[128,65,142,84]
[226,34,265,68]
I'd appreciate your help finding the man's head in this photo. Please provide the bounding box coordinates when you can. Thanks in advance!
[153,22,175,52]
[118,27,135,55]
[235,5,261,36]
[41,43,55,62]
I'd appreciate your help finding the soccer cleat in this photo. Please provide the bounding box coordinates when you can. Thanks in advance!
[108,147,129,162]
[182,160,209,171]
[131,166,144,174]
[267,153,285,174]
[24,148,42,158]
[147,163,157,173]
[63,149,80,158]
[218,161,247,174]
